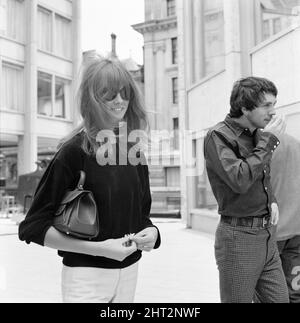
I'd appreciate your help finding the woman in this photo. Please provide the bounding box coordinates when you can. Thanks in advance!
[18,56,160,303]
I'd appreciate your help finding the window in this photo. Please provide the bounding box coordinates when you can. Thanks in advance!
[37,6,72,58]
[203,0,225,76]
[38,71,70,118]
[171,37,177,65]
[6,158,17,187]
[259,0,300,42]
[1,63,24,112]
[263,20,271,40]
[172,77,178,105]
[167,0,176,17]
[0,0,26,42]
[165,167,180,187]
[38,72,52,116]
[173,118,179,150]
[273,17,282,34]
[54,76,69,118]
[38,6,52,52]
[55,14,72,59]
[190,0,225,82]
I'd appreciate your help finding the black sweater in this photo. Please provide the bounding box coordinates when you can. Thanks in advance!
[18,132,161,268]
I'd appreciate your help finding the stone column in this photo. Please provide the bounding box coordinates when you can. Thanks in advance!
[153,41,166,131]
[254,0,263,45]
[239,0,256,76]
[144,42,156,130]
[184,0,195,87]
[72,0,82,126]
[223,0,242,98]
[19,0,38,175]
[193,0,205,82]
[177,0,190,225]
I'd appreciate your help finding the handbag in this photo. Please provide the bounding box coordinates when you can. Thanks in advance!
[53,170,99,240]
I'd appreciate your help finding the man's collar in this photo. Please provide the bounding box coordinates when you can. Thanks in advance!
[224,114,254,137]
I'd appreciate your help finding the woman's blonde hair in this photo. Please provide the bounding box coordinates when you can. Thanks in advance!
[59,55,149,155]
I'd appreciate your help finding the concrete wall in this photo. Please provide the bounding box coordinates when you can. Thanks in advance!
[251,25,300,139]
[187,70,227,132]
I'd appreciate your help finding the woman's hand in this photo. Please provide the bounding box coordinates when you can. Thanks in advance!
[44,228,137,261]
[131,227,158,252]
[98,237,137,262]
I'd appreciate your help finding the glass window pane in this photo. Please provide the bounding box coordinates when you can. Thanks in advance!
[171,37,177,64]
[263,20,271,40]
[55,14,72,58]
[0,1,6,36]
[172,77,178,104]
[54,77,69,118]
[260,0,300,41]
[203,0,225,76]
[167,0,176,16]
[38,71,52,116]
[273,17,281,34]
[38,6,52,52]
[172,118,179,150]
[2,0,26,42]
[1,63,24,112]
[166,167,180,187]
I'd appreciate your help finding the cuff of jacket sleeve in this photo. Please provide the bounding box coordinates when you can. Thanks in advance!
[40,223,54,246]
[18,218,53,246]
[258,131,280,153]
[146,225,161,249]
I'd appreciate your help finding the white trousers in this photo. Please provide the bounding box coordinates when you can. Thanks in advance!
[61,262,139,303]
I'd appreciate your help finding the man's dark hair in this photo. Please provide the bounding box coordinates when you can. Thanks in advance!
[229,76,278,118]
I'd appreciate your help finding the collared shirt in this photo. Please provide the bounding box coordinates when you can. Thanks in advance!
[204,115,280,218]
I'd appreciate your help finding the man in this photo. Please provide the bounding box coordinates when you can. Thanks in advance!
[204,76,289,303]
[271,133,300,303]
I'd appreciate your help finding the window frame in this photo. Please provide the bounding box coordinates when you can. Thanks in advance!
[0,0,26,43]
[0,61,25,112]
[167,0,176,17]
[171,77,178,105]
[172,117,179,150]
[37,5,72,59]
[189,0,225,84]
[37,70,71,119]
[257,0,300,43]
[171,37,178,65]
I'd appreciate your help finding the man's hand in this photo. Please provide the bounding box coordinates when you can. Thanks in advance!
[131,227,158,252]
[271,202,279,225]
[263,115,286,137]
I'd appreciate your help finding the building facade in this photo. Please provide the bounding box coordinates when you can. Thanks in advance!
[133,0,181,216]
[0,0,82,197]
[177,0,300,230]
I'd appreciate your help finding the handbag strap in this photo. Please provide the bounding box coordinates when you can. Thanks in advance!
[77,170,86,190]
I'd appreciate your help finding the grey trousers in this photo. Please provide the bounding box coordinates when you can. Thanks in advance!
[277,235,300,303]
[215,221,289,303]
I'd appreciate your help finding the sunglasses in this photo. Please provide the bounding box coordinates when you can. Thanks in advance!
[102,86,131,102]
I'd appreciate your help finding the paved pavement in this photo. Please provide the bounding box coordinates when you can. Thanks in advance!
[0,217,219,303]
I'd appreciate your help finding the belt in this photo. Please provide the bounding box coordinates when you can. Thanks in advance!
[220,215,272,228]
